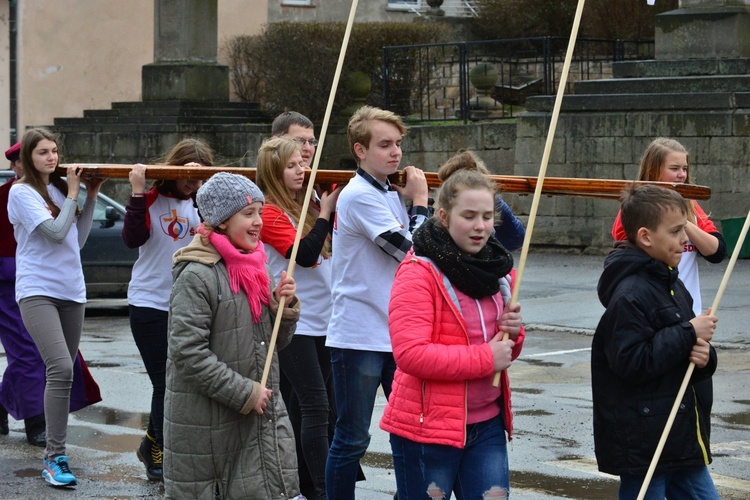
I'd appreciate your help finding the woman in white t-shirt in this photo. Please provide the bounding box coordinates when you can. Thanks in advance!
[122,138,212,482]
[7,128,105,488]
[256,137,341,500]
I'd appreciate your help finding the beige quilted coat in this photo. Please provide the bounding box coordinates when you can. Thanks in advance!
[164,235,301,499]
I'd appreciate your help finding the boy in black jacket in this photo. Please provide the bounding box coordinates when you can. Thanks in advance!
[592,185,719,499]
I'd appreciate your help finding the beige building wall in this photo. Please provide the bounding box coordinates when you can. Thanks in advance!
[3,0,266,155]
[0,1,11,155]
[268,0,419,23]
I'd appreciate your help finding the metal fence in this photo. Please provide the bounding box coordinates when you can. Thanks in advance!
[382,37,654,123]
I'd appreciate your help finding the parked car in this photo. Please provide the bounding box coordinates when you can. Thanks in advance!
[1,170,137,298]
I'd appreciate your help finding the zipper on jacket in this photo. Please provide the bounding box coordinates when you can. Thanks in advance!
[463,380,468,447]
[211,263,222,301]
[420,380,425,423]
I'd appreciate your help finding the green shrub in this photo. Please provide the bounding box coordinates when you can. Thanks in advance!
[223,21,449,124]
[225,34,266,104]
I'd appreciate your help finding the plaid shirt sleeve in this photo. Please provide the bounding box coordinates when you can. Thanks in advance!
[374,205,429,262]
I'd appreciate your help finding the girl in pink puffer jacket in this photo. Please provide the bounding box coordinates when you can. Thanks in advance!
[381,160,524,500]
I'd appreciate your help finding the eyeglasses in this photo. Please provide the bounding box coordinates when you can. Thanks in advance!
[289,137,319,147]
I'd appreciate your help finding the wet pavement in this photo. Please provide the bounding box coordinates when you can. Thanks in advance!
[1,253,749,498]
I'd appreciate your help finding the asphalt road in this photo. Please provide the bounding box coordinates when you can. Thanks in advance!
[1,253,748,498]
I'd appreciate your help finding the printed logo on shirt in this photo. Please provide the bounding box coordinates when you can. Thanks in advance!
[684,243,696,253]
[160,209,191,241]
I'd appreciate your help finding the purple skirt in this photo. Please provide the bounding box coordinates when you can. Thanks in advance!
[0,259,102,420]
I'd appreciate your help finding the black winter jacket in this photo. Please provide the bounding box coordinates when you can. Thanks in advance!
[591,243,717,476]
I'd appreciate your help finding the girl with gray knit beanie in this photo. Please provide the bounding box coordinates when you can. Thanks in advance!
[124,138,213,483]
[163,172,305,500]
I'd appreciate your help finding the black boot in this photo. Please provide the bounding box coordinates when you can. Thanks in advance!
[136,431,163,482]
[24,413,46,447]
[0,403,8,435]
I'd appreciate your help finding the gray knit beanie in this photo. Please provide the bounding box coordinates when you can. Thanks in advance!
[197,172,265,227]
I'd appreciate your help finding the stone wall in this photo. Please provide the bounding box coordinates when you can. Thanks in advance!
[515,104,750,254]
[402,122,517,175]
[314,121,517,179]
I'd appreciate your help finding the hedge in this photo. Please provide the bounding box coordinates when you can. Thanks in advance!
[223,21,449,124]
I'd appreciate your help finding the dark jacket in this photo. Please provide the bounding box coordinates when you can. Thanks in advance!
[0,178,17,261]
[591,242,717,476]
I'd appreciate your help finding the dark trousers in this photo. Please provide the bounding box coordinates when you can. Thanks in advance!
[279,335,331,500]
[129,305,167,449]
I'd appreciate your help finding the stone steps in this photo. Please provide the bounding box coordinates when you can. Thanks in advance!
[526,91,750,112]
[612,58,750,79]
[575,75,750,95]
[53,100,270,127]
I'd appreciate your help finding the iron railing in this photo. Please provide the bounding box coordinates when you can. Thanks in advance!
[382,37,654,123]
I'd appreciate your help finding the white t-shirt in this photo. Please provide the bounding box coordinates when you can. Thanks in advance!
[679,202,720,316]
[263,208,333,337]
[128,194,201,310]
[327,174,409,352]
[8,183,86,303]
[679,243,700,315]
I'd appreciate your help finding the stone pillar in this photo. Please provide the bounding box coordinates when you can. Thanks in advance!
[655,0,750,59]
[142,0,229,101]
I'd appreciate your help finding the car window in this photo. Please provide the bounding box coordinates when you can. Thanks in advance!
[76,190,109,220]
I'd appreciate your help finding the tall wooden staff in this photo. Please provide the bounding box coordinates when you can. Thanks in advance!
[637,210,750,499]
[259,0,360,387]
[493,0,587,386]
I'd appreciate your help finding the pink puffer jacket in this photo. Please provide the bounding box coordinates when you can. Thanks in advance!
[380,254,524,448]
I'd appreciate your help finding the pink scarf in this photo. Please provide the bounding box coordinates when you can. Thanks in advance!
[199,225,270,323]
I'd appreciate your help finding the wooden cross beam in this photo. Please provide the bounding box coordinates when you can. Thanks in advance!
[61,164,712,201]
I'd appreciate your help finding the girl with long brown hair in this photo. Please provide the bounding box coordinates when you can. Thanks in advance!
[122,137,213,482]
[7,127,106,487]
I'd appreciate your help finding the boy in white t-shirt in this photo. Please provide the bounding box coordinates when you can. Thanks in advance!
[325,106,429,498]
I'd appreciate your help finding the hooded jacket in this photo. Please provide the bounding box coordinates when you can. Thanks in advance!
[163,234,301,499]
[591,243,717,476]
[380,252,524,448]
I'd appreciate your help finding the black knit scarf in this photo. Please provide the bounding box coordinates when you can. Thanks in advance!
[412,218,514,299]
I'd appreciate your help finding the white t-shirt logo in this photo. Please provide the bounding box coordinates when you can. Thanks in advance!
[160,209,190,241]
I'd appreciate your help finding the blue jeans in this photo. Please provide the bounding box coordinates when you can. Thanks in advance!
[390,417,509,500]
[619,466,719,499]
[325,348,395,500]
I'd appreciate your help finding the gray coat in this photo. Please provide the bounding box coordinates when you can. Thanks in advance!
[164,234,301,499]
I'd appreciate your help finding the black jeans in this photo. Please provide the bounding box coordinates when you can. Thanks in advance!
[129,305,167,449]
[279,335,331,500]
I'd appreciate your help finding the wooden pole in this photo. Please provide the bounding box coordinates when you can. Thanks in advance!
[637,209,750,499]
[61,164,712,201]
[493,0,587,387]
[259,0,360,388]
